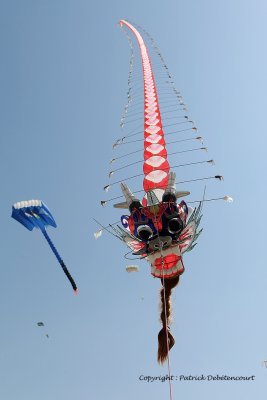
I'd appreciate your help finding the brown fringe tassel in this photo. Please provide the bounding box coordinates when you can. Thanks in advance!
[157,276,179,364]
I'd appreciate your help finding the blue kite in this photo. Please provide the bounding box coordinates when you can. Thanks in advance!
[12,200,77,293]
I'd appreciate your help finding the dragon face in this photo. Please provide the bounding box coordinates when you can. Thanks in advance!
[117,175,201,279]
[124,194,188,278]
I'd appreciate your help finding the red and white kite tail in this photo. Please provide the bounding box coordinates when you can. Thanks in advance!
[119,20,170,199]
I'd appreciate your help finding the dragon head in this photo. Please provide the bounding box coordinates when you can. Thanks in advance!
[117,172,201,278]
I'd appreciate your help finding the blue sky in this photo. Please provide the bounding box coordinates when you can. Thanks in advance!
[1,0,267,399]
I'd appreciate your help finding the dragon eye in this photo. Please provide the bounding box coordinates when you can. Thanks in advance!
[168,218,183,234]
[137,225,153,241]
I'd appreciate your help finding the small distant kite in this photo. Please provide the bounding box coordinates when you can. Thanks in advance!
[12,200,77,293]
[125,265,139,273]
[37,321,49,338]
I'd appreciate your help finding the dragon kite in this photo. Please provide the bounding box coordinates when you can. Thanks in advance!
[96,20,231,364]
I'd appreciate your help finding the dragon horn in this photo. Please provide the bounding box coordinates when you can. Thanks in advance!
[162,171,190,201]
[120,182,140,207]
[164,171,176,195]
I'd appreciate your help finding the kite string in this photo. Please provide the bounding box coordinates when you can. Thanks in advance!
[158,234,173,400]
[141,21,174,399]
[153,211,173,399]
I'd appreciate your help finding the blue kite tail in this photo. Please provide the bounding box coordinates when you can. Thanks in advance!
[60,261,78,293]
[41,229,78,293]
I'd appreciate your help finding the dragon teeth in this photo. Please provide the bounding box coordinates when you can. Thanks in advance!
[153,269,161,277]
[166,268,173,276]
[13,199,41,209]
[151,266,160,276]
[171,266,178,275]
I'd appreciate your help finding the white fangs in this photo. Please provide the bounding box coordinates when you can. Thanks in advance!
[148,245,181,265]
[148,245,183,277]
[13,199,42,209]
[153,269,161,277]
[166,268,173,276]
